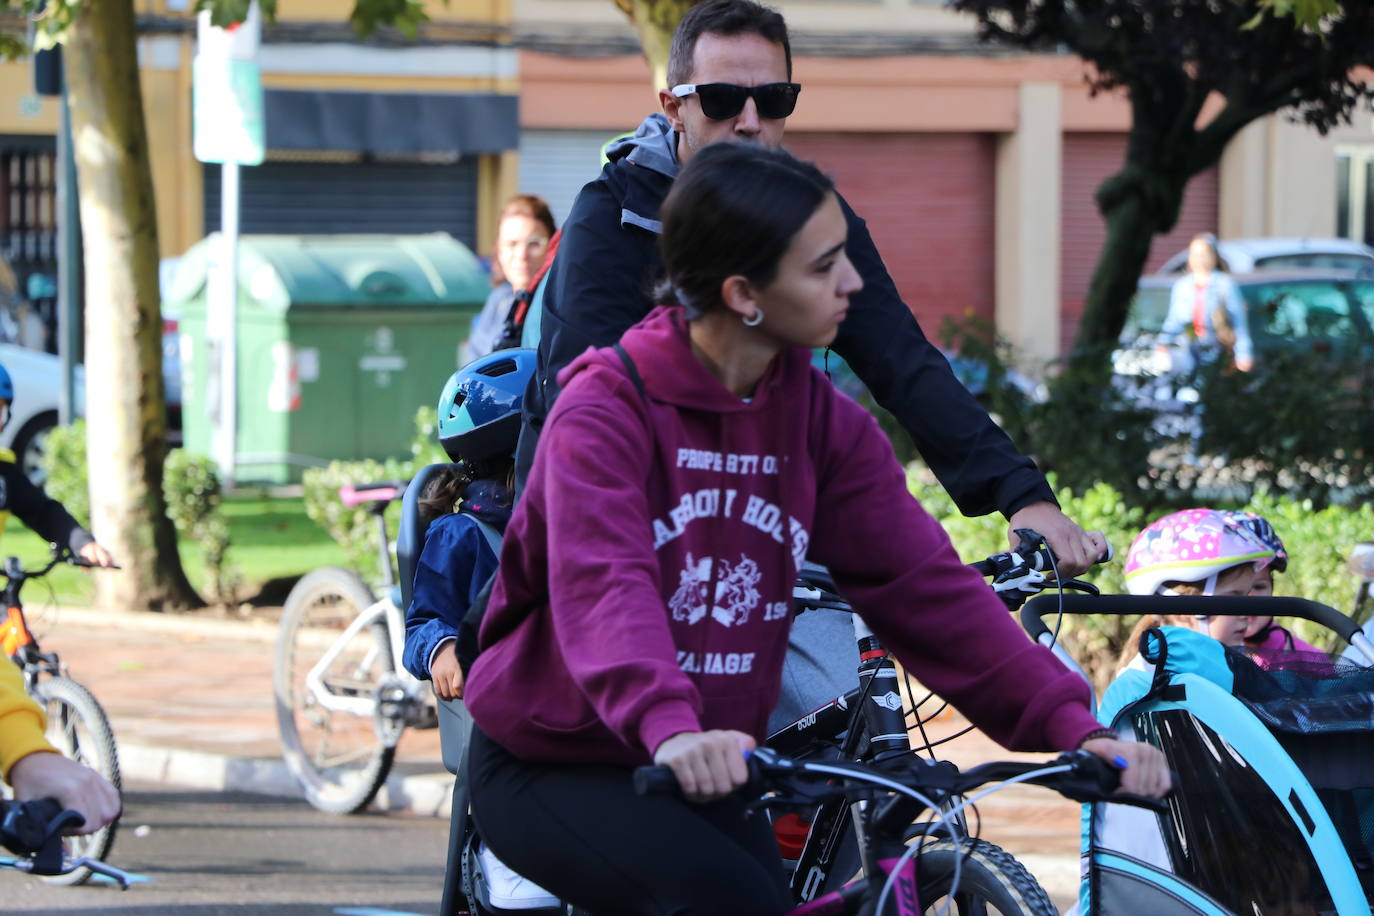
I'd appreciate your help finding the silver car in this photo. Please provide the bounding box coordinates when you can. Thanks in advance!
[1155,237,1374,275]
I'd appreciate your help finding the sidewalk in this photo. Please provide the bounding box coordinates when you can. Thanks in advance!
[24,604,1083,905]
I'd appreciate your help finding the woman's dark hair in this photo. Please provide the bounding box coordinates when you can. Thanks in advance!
[667,0,791,88]
[418,458,513,523]
[657,143,834,318]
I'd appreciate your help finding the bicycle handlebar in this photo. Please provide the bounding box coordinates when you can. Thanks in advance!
[0,797,130,889]
[634,747,1166,812]
[2,547,122,584]
[1019,594,1362,645]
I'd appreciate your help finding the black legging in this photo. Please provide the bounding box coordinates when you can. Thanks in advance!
[468,727,792,916]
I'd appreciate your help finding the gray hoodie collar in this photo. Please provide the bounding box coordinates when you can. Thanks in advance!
[608,113,682,181]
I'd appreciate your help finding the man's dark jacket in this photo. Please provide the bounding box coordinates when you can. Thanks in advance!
[519,114,1053,519]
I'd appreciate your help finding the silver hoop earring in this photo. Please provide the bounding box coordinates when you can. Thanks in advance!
[742,308,764,327]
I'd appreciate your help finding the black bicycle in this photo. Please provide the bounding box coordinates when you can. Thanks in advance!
[633,744,1164,916]
[2,547,122,886]
[761,529,1107,914]
[0,797,131,888]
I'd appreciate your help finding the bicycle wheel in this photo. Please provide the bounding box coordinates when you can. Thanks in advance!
[274,567,397,814]
[30,676,121,886]
[912,838,1057,916]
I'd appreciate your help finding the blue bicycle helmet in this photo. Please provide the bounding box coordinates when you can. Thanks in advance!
[437,348,536,463]
[1227,511,1288,573]
[0,362,12,403]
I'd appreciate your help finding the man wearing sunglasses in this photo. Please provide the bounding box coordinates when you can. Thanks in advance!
[521,0,1105,724]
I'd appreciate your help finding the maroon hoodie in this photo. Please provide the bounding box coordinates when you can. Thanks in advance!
[465,306,1100,766]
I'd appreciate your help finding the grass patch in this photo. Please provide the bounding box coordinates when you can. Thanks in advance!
[0,495,353,608]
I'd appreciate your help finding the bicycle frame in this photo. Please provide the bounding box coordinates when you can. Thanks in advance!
[767,609,928,903]
[300,594,427,742]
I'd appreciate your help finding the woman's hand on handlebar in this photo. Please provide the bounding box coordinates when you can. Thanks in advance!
[1006,502,1108,578]
[8,751,121,835]
[77,541,117,569]
[1080,737,1171,799]
[652,730,755,803]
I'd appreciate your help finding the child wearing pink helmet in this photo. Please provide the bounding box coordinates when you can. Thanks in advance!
[1225,510,1323,655]
[1118,508,1275,669]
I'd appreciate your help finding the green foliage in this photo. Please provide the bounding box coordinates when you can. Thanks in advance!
[40,419,90,527]
[1244,0,1341,30]
[936,314,1374,511]
[301,405,447,585]
[1245,490,1374,647]
[193,0,434,38]
[163,449,238,607]
[910,470,1370,686]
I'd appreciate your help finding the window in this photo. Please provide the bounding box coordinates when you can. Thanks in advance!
[1254,252,1374,272]
[1335,146,1374,246]
[1248,282,1355,343]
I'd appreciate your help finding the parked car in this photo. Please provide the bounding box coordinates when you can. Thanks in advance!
[1114,269,1374,415]
[0,343,84,487]
[1155,237,1374,276]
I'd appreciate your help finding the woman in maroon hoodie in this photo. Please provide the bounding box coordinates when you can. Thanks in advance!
[463,143,1168,916]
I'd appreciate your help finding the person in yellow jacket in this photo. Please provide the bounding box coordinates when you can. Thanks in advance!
[2,657,120,833]
[0,360,118,834]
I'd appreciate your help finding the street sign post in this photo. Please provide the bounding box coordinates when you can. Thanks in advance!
[193,2,263,488]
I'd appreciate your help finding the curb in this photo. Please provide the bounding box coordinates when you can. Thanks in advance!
[40,605,457,818]
[120,741,457,818]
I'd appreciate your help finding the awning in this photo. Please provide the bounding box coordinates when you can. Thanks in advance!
[264,89,518,156]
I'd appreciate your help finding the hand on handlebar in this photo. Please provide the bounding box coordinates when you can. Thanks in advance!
[77,542,118,569]
[652,730,755,804]
[8,752,121,835]
[1006,502,1109,578]
[1079,737,1172,799]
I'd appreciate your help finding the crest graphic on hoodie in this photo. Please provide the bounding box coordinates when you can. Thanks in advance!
[668,553,763,627]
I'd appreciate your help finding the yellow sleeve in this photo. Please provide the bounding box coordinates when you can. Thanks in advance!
[0,658,56,782]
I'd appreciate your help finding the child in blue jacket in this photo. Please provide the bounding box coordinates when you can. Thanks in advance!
[402,348,535,700]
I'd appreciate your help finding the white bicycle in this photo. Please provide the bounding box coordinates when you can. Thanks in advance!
[273,479,438,814]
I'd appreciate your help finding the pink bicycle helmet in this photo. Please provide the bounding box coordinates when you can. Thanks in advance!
[1124,508,1275,596]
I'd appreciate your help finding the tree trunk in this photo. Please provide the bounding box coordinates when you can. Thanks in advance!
[616,0,701,89]
[63,0,203,611]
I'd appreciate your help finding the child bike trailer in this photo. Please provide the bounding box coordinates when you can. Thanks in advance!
[1092,617,1374,913]
[1022,593,1374,916]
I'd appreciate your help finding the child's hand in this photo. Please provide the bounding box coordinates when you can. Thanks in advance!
[431,645,465,701]
[78,542,116,568]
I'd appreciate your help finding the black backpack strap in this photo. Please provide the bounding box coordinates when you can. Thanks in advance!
[613,343,647,401]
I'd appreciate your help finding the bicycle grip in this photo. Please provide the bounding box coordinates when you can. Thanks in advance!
[633,765,681,797]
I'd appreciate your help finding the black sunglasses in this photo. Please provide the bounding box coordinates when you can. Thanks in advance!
[670,82,801,121]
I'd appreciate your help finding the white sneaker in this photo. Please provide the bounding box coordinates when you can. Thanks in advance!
[478,842,561,910]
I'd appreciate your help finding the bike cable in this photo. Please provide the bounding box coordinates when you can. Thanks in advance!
[874,762,1074,916]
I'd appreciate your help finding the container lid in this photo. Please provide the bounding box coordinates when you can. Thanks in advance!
[166,232,491,312]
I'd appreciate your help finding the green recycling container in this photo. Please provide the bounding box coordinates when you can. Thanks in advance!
[168,233,490,485]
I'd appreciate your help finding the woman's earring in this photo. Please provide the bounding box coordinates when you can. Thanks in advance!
[742,307,764,327]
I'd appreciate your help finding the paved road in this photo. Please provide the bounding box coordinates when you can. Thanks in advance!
[2,782,450,915]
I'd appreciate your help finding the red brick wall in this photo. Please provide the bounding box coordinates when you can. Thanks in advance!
[1060,133,1220,352]
[785,132,997,346]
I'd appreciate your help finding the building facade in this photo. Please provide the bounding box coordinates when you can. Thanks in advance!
[1,0,1371,363]
[514,0,1374,364]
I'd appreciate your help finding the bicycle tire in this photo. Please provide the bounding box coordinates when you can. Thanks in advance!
[912,838,1057,916]
[30,676,122,886]
[274,566,397,815]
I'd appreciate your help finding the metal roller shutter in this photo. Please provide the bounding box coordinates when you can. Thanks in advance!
[518,129,628,226]
[784,132,997,340]
[204,158,479,249]
[1061,133,1219,352]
